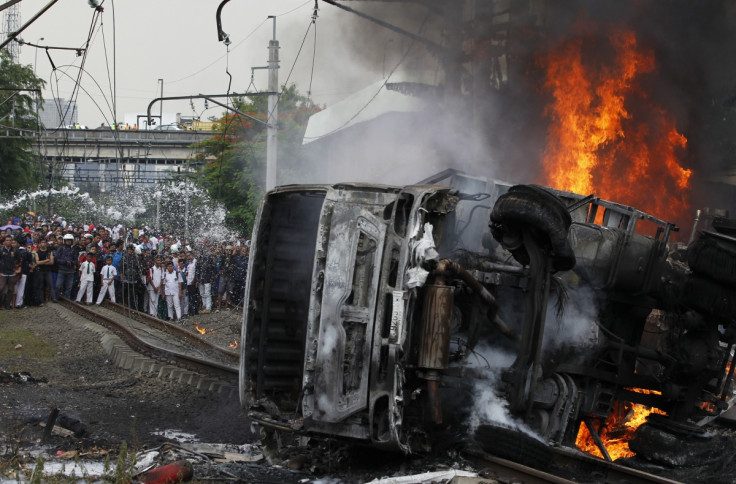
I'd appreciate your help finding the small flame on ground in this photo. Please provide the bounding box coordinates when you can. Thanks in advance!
[228,340,239,349]
[194,321,215,335]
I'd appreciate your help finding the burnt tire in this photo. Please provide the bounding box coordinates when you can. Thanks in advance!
[686,231,736,285]
[474,424,553,469]
[681,273,736,322]
[491,185,576,272]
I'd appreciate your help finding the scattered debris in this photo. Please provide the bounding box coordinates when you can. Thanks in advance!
[43,407,60,441]
[55,450,79,459]
[214,451,264,463]
[38,422,74,438]
[364,470,481,484]
[135,460,193,484]
[132,442,273,483]
[0,370,47,384]
[37,410,87,438]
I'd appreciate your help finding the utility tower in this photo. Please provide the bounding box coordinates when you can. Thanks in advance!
[2,4,20,62]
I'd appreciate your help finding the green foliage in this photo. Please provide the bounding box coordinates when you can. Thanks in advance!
[0,51,45,196]
[113,441,136,483]
[192,84,321,235]
[29,455,44,484]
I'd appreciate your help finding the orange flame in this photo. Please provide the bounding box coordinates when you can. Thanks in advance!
[194,321,215,334]
[576,390,666,460]
[538,25,692,226]
[228,340,239,349]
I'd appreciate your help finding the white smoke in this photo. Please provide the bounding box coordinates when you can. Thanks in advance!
[465,345,542,441]
[0,181,238,242]
[542,282,600,358]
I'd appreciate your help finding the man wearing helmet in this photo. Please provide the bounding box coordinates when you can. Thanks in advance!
[54,233,78,300]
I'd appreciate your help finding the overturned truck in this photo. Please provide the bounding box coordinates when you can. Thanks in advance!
[239,170,736,459]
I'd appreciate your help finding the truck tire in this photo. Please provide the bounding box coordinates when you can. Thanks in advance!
[686,231,736,285]
[681,273,736,322]
[491,185,576,272]
[474,424,553,469]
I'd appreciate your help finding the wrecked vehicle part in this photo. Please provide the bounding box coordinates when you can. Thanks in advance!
[241,184,459,451]
[240,175,736,460]
[490,184,576,272]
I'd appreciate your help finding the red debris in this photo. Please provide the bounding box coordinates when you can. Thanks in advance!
[136,460,193,484]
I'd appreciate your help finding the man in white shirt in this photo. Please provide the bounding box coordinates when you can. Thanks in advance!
[76,252,96,304]
[162,261,182,322]
[96,255,118,304]
[147,256,164,317]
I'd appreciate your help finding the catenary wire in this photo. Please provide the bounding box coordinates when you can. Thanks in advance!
[165,18,268,85]
[51,64,115,123]
[307,0,318,99]
[44,6,102,194]
[166,1,312,86]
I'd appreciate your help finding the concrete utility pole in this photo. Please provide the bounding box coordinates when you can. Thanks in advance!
[158,79,163,128]
[266,15,279,191]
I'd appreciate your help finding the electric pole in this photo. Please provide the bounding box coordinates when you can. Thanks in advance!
[158,78,163,128]
[2,5,20,63]
[266,16,279,191]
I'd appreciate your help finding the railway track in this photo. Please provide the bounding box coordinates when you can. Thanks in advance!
[461,447,684,484]
[465,424,685,484]
[57,298,239,386]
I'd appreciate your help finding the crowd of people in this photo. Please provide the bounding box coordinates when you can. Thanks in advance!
[0,216,250,322]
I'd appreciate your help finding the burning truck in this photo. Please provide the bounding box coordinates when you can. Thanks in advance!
[238,169,736,462]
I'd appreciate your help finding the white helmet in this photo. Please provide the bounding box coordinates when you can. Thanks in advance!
[63,234,74,241]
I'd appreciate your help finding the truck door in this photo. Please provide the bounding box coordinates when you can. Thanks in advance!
[313,203,386,423]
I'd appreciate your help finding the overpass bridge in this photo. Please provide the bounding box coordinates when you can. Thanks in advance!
[35,128,213,191]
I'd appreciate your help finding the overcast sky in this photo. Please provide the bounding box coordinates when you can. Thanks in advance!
[14,0,379,127]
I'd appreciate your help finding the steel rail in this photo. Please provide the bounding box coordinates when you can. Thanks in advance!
[463,446,684,484]
[549,446,684,484]
[57,298,238,382]
[462,448,575,484]
[103,300,239,361]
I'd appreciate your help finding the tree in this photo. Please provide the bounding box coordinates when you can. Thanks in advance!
[0,51,44,196]
[191,84,320,235]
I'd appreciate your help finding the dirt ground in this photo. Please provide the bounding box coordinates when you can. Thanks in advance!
[0,304,257,470]
[0,304,471,483]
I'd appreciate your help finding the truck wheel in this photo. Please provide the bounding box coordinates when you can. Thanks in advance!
[681,273,736,322]
[474,424,553,469]
[491,185,576,272]
[686,231,736,285]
